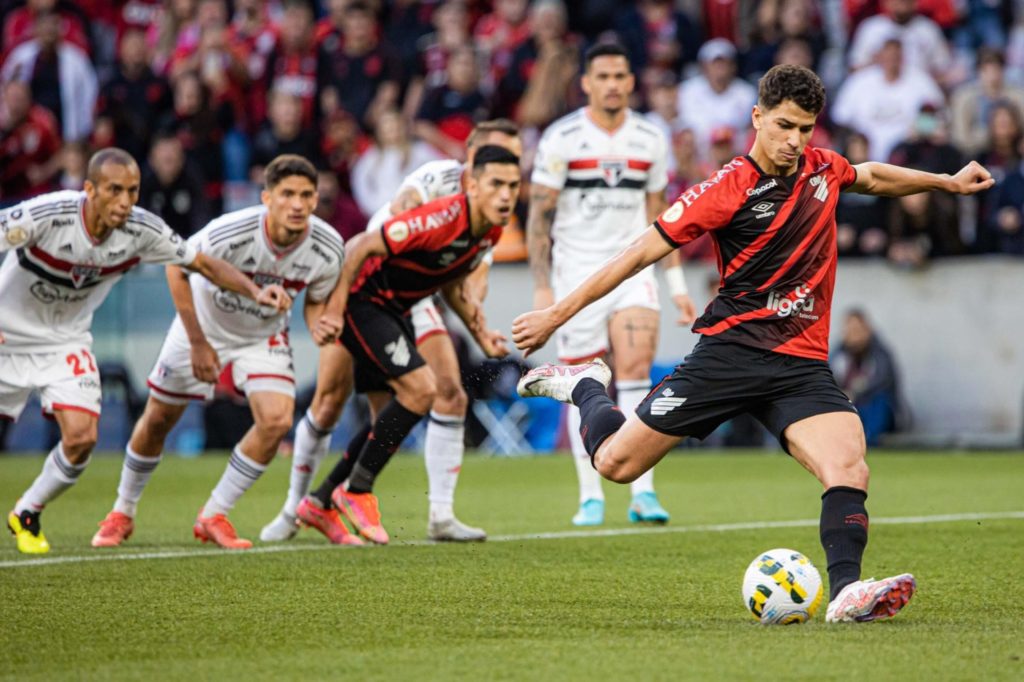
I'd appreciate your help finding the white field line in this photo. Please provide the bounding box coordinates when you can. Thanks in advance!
[2,510,1022,570]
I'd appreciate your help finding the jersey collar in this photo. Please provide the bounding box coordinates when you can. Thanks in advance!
[260,210,309,260]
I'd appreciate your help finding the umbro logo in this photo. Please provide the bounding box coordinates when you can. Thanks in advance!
[59,243,73,253]
[650,387,686,416]
[752,202,776,219]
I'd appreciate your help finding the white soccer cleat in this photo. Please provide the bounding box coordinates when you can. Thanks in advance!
[428,517,487,542]
[259,512,300,542]
[516,358,612,404]
[825,573,917,623]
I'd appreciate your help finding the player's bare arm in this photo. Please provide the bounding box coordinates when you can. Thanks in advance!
[317,229,389,344]
[165,264,221,383]
[849,159,995,196]
[188,252,291,312]
[460,260,491,312]
[647,191,697,325]
[303,294,335,347]
[526,183,560,309]
[442,277,508,358]
[513,226,674,355]
[389,186,425,215]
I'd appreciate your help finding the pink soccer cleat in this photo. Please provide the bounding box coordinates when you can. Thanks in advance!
[91,511,135,548]
[295,497,364,546]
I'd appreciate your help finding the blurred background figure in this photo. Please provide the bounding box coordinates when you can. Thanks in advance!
[0,78,61,204]
[250,89,323,181]
[414,44,489,161]
[140,130,211,239]
[831,309,906,447]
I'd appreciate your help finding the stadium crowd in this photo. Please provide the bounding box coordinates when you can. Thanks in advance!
[1,0,1022,267]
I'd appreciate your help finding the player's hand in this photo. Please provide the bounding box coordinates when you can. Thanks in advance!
[191,339,221,383]
[511,308,559,357]
[313,313,343,346]
[0,330,5,344]
[533,287,554,311]
[672,293,697,325]
[949,161,995,195]
[477,328,510,358]
[257,284,292,312]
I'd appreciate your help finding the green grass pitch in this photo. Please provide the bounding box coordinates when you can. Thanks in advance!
[1,450,1022,681]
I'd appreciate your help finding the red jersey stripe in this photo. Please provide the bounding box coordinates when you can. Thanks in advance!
[29,245,140,275]
[567,159,653,171]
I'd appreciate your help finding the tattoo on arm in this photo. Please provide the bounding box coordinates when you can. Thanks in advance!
[527,186,559,289]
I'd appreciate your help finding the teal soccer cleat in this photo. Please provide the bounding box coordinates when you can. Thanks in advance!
[628,491,670,524]
[572,498,605,526]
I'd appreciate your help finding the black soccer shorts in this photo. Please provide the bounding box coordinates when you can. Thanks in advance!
[341,295,426,394]
[636,336,857,451]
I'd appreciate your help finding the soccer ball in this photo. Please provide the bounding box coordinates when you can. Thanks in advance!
[742,548,823,624]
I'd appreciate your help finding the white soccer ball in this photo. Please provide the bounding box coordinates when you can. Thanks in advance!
[742,548,824,624]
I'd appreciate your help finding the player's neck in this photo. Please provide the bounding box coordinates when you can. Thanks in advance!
[82,202,115,242]
[467,198,494,237]
[747,144,799,177]
[266,216,307,249]
[586,106,627,134]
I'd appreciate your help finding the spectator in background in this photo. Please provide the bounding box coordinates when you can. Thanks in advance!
[981,132,1024,255]
[832,37,943,162]
[836,131,890,257]
[57,140,86,191]
[702,126,738,175]
[886,105,966,265]
[0,79,61,203]
[643,69,683,166]
[94,28,173,160]
[157,70,233,213]
[474,0,531,90]
[382,0,437,79]
[677,38,756,161]
[251,89,324,180]
[415,45,490,160]
[495,0,580,129]
[2,0,90,59]
[150,0,199,75]
[743,0,825,80]
[321,109,362,192]
[318,1,402,132]
[831,309,904,446]
[977,101,1024,185]
[950,48,1024,157]
[0,9,97,142]
[261,0,321,129]
[615,0,701,76]
[350,108,440,217]
[404,0,472,120]
[314,168,367,241]
[847,0,954,84]
[664,128,717,264]
[140,131,211,238]
[228,0,280,134]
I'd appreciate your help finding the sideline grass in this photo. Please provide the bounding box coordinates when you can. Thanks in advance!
[2,451,1022,681]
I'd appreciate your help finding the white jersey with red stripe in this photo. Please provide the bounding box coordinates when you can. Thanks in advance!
[531,108,669,270]
[0,190,196,354]
[187,205,343,346]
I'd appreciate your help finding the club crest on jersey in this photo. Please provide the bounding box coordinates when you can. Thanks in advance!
[600,160,627,187]
[70,264,102,288]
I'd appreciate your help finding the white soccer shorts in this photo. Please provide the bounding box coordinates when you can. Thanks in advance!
[147,326,296,405]
[0,346,103,420]
[410,297,448,345]
[553,263,660,362]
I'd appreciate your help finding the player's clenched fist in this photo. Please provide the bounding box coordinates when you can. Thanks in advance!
[312,313,343,346]
[949,160,995,195]
[257,284,292,312]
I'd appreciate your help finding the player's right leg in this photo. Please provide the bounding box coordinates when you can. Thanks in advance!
[261,342,354,542]
[415,304,485,542]
[4,349,101,554]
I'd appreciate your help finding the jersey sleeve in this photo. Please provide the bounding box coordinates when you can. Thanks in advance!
[646,128,671,194]
[306,264,341,303]
[820,148,858,190]
[653,173,745,247]
[399,159,463,202]
[0,199,47,253]
[381,198,466,256]
[140,221,198,265]
[530,129,568,190]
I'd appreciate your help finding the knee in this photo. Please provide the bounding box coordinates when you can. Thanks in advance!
[258,410,293,442]
[400,373,436,415]
[432,376,467,416]
[823,444,869,490]
[61,424,98,459]
[594,447,636,484]
[312,385,348,425]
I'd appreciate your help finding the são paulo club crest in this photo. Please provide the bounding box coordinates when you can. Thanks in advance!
[600,160,627,187]
[70,264,102,288]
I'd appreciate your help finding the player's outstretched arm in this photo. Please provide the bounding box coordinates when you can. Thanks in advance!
[526,183,560,310]
[188,252,291,312]
[850,160,995,197]
[512,226,675,356]
[316,230,389,344]
[165,264,220,383]
[442,278,508,358]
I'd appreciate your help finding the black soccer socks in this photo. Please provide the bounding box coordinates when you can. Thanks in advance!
[571,378,626,464]
[347,400,424,493]
[310,424,370,507]
[820,486,869,601]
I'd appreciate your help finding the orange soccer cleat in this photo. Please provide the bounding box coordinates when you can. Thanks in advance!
[91,511,135,548]
[192,510,253,549]
[295,497,364,546]
[332,489,389,545]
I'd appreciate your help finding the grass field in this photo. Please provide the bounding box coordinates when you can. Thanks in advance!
[1,450,1022,681]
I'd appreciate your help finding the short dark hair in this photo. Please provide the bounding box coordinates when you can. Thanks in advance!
[264,154,318,189]
[87,147,138,183]
[471,145,520,173]
[758,64,825,115]
[467,118,519,149]
[585,42,630,70]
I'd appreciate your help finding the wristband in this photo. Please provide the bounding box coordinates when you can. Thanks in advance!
[664,265,689,297]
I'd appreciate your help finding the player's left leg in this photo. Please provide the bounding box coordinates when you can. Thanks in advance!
[608,304,669,524]
[195,389,293,549]
[417,329,485,542]
[783,412,916,623]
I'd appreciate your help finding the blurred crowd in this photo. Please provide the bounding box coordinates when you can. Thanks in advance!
[2,0,1024,266]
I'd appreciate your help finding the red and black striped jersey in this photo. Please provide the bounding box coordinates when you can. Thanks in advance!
[654,146,858,361]
[352,194,501,313]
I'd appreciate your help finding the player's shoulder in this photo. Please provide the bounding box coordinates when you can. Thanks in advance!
[20,190,82,222]
[673,157,758,211]
[409,158,464,178]
[539,110,586,142]
[201,205,265,243]
[308,216,345,262]
[625,111,665,140]
[124,204,171,238]
[804,146,851,171]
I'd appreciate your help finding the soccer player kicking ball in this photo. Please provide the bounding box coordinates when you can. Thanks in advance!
[512,65,994,622]
[1,148,288,554]
[293,145,517,545]
[90,155,344,550]
[261,120,522,544]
